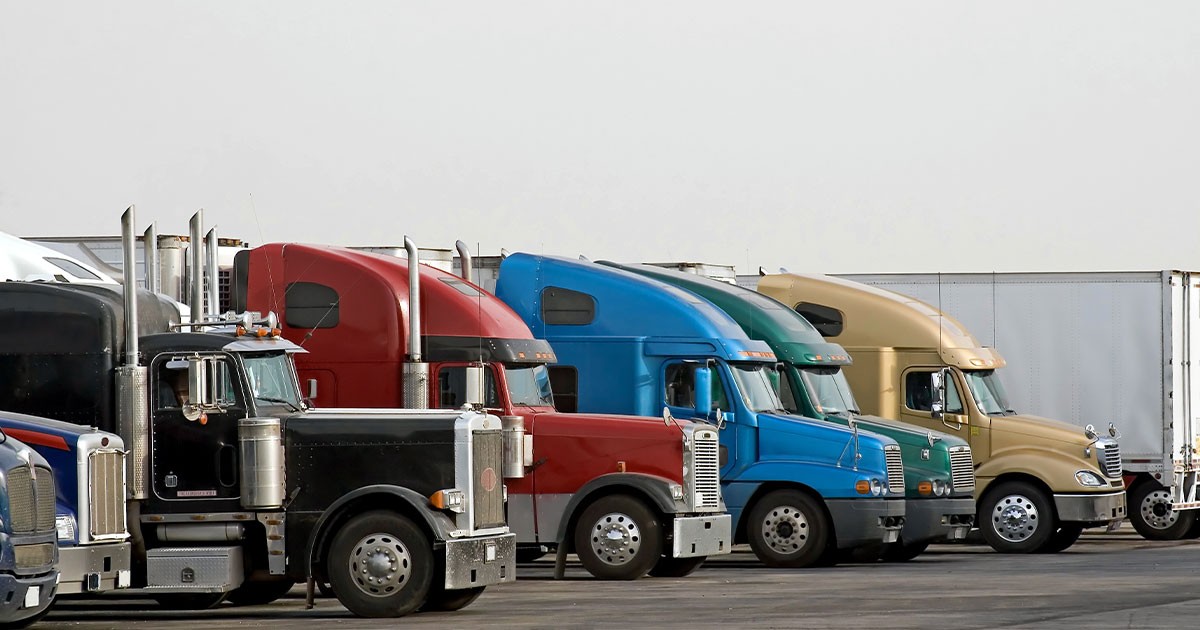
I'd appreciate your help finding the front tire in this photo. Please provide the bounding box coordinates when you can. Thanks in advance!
[979,481,1055,553]
[1037,524,1084,554]
[881,540,930,562]
[573,494,662,580]
[328,510,433,618]
[647,555,706,577]
[1129,480,1196,541]
[746,489,831,568]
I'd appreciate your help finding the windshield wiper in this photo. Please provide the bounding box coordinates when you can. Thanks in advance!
[256,396,300,412]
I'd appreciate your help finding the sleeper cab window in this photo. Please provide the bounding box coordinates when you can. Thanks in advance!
[285,281,339,329]
[793,302,843,337]
[541,286,595,325]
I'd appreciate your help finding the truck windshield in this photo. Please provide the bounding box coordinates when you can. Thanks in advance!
[242,352,302,410]
[729,363,786,413]
[963,370,1014,415]
[798,366,860,416]
[506,364,555,408]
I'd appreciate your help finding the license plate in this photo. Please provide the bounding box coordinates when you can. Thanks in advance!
[23,586,39,609]
[1106,519,1123,533]
[485,542,497,562]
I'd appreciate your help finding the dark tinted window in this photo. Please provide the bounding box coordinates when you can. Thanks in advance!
[437,366,500,409]
[905,370,963,414]
[542,286,595,325]
[44,257,102,280]
[548,366,577,413]
[285,282,338,329]
[795,302,844,337]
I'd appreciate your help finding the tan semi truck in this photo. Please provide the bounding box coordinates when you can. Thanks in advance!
[756,273,1127,553]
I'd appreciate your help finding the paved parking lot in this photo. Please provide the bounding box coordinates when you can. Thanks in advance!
[40,526,1200,629]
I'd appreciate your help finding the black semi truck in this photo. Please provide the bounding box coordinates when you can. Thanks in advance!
[0,208,515,617]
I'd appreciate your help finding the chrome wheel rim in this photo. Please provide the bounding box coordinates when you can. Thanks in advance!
[991,494,1041,543]
[760,504,810,555]
[347,532,412,597]
[588,512,642,566]
[1140,488,1179,530]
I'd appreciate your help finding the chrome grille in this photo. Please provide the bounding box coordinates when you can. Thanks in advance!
[884,445,905,494]
[949,446,976,492]
[8,466,54,535]
[690,429,722,511]
[90,449,128,538]
[1098,441,1122,478]
[472,429,506,530]
[14,543,54,570]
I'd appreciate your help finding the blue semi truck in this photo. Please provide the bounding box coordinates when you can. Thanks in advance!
[0,414,131,598]
[0,424,59,628]
[607,262,978,560]
[494,254,906,567]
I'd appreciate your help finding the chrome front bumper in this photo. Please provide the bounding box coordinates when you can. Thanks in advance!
[56,542,132,594]
[444,533,516,590]
[1053,491,1127,525]
[671,513,732,558]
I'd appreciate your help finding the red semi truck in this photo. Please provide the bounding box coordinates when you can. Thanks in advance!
[231,241,731,579]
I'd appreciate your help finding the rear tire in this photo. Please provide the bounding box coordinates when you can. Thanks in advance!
[647,555,706,578]
[1129,480,1195,541]
[327,510,433,618]
[573,494,662,580]
[225,578,296,606]
[419,585,485,612]
[979,481,1055,553]
[746,490,831,568]
[153,592,227,610]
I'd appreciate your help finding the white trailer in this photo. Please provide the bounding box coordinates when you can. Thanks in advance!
[830,270,1200,540]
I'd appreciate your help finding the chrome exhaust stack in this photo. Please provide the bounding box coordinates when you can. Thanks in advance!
[189,210,204,323]
[455,240,473,284]
[205,227,219,317]
[117,206,150,500]
[402,236,428,408]
[143,223,160,294]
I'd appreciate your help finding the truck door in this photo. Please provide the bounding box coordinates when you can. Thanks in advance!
[899,367,986,452]
[150,353,245,503]
[663,360,734,472]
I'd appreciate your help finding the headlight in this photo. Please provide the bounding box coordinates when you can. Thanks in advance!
[870,478,884,496]
[932,479,948,497]
[669,483,685,501]
[1075,470,1105,487]
[56,514,77,542]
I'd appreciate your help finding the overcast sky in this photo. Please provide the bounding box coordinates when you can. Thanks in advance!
[2,2,1198,274]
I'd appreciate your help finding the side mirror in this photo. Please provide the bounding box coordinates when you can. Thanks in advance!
[185,357,213,421]
[768,364,782,393]
[693,365,713,417]
[930,370,946,420]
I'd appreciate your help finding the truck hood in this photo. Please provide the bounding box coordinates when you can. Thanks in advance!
[844,413,968,452]
[757,412,897,471]
[987,413,1094,448]
[530,410,694,441]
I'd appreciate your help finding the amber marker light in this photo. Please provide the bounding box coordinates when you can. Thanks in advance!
[855,480,871,494]
[917,481,933,496]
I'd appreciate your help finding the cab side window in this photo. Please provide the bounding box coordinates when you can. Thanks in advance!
[904,370,963,414]
[437,366,500,409]
[664,363,728,411]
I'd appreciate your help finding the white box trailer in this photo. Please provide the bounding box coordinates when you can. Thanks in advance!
[832,270,1200,539]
